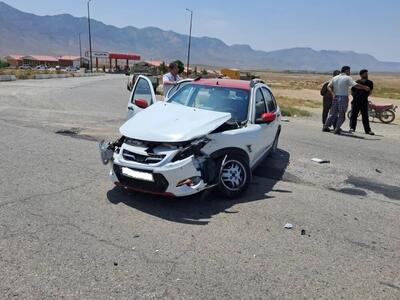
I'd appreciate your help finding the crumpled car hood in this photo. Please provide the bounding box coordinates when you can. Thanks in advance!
[120,102,231,142]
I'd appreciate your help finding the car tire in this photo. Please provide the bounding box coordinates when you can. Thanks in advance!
[217,154,251,199]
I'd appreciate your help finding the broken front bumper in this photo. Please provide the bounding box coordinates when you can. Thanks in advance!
[110,155,208,197]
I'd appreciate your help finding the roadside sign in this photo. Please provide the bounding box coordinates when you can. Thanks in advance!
[85,51,109,58]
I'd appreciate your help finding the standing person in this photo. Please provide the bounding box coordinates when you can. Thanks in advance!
[349,69,374,135]
[162,62,181,97]
[321,70,340,125]
[323,66,370,135]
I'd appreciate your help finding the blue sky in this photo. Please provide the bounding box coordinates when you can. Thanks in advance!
[3,0,400,61]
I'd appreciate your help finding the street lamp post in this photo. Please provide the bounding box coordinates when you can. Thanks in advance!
[185,8,193,76]
[87,0,93,72]
[79,33,82,68]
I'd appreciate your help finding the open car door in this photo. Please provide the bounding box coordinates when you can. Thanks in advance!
[165,78,194,100]
[127,75,157,119]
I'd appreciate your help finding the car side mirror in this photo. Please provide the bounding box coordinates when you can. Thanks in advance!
[134,99,149,109]
[255,112,276,124]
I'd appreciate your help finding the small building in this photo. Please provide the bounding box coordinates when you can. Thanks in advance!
[5,54,24,67]
[145,60,164,68]
[58,55,88,68]
[220,68,241,79]
[22,55,59,67]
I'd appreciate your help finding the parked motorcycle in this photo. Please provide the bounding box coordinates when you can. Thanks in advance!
[347,100,398,124]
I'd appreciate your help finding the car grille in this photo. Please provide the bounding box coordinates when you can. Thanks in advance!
[122,149,166,164]
[113,164,169,193]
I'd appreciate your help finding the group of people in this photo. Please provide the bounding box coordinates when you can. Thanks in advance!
[321,66,374,135]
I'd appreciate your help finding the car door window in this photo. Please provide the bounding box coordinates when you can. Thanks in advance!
[131,77,153,105]
[262,88,277,112]
[255,88,267,119]
[166,79,194,99]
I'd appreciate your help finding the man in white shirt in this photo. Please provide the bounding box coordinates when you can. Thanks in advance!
[162,62,181,97]
[323,66,370,134]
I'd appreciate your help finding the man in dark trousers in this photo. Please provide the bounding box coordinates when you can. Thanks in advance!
[321,70,340,125]
[349,69,374,135]
[324,66,370,135]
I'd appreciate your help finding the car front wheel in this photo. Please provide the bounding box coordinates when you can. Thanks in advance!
[217,154,251,199]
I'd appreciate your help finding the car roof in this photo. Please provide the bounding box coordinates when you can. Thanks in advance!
[190,78,251,91]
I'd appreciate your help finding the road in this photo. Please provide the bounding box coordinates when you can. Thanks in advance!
[0,75,399,299]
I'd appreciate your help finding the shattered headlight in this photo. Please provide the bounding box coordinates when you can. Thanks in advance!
[171,137,210,162]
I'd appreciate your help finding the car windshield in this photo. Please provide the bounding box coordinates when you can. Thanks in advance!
[167,84,250,122]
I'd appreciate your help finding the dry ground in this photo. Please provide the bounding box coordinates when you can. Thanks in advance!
[253,71,400,123]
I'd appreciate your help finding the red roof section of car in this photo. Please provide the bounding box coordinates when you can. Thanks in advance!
[109,52,141,60]
[191,78,251,90]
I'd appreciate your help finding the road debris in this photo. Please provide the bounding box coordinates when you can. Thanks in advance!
[301,229,306,235]
[113,262,118,266]
[284,223,293,229]
[375,168,382,173]
[311,158,330,164]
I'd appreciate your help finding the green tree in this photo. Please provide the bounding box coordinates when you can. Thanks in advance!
[0,59,9,68]
[201,69,208,75]
[159,61,167,74]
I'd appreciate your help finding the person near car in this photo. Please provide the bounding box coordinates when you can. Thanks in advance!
[162,62,181,97]
[323,66,370,134]
[349,69,374,135]
[321,70,340,126]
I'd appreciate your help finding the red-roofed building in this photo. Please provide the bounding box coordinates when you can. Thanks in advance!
[22,55,59,67]
[58,55,88,68]
[145,60,164,67]
[4,54,24,67]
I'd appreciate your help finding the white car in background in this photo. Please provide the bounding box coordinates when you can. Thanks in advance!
[100,76,281,198]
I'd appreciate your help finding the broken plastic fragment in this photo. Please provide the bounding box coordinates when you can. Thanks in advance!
[284,223,293,229]
[99,140,114,165]
[311,158,330,164]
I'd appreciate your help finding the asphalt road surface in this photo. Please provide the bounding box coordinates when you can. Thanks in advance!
[1,75,399,299]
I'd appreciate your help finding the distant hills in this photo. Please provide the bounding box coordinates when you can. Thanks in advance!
[1,1,399,72]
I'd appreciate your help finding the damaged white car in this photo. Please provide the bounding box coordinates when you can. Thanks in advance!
[99,76,281,198]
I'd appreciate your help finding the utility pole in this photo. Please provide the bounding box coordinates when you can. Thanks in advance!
[79,33,82,68]
[185,8,193,76]
[87,0,93,72]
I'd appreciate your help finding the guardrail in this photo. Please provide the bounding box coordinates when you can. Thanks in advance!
[0,75,17,82]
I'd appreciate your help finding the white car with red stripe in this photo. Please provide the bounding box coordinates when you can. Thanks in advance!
[99,77,281,198]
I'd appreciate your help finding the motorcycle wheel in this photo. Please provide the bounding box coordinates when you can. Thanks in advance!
[347,110,361,120]
[378,109,395,124]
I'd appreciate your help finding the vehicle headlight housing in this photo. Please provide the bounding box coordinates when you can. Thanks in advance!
[171,137,210,162]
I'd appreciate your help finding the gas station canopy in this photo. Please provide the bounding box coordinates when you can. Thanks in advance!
[108,52,141,60]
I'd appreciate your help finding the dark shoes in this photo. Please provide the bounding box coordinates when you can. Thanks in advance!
[366,131,375,135]
[334,128,342,135]
[322,127,331,132]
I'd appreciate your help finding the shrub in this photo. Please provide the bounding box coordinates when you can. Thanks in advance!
[0,59,9,68]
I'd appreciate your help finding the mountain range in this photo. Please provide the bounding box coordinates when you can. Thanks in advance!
[1,1,399,72]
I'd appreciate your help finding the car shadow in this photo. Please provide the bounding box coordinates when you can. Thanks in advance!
[106,149,291,225]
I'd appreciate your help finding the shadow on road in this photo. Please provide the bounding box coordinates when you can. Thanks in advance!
[107,149,290,225]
